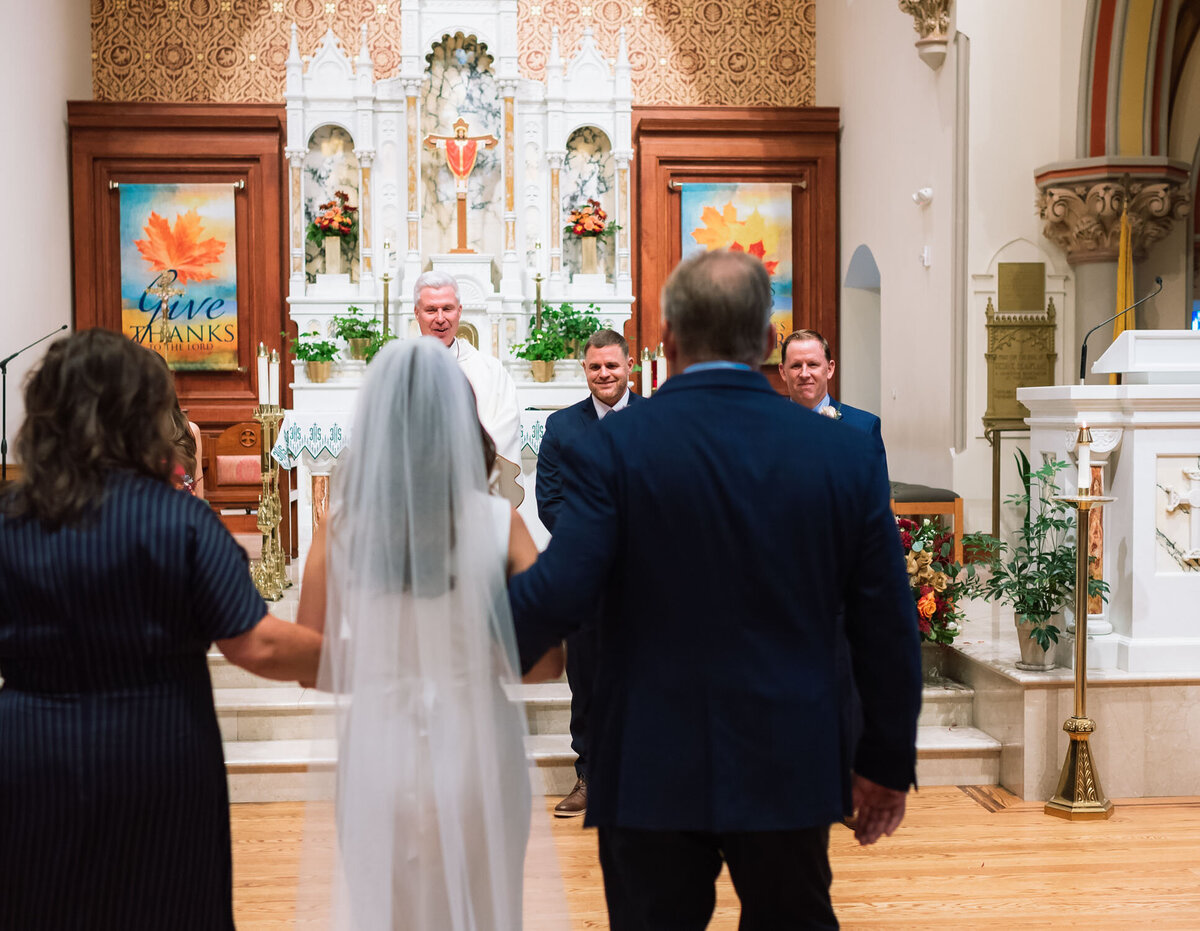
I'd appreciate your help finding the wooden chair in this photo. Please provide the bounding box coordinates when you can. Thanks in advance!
[890,481,964,564]
[205,421,263,534]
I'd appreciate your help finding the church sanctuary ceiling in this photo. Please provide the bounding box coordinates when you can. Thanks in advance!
[90,0,814,107]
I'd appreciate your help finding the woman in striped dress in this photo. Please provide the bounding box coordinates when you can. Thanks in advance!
[0,329,322,929]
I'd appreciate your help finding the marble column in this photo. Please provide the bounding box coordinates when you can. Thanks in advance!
[355,149,375,287]
[403,80,423,292]
[1067,425,1123,636]
[547,151,565,290]
[286,148,306,291]
[614,150,633,296]
[499,79,521,297]
[1035,159,1191,383]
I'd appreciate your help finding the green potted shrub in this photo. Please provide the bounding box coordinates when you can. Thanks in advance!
[363,331,397,363]
[285,330,339,384]
[513,328,567,382]
[964,450,1108,670]
[542,302,602,359]
[332,306,380,361]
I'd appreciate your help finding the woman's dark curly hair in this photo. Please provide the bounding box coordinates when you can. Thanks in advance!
[3,328,177,528]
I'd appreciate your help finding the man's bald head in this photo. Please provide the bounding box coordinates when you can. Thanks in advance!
[661,249,774,366]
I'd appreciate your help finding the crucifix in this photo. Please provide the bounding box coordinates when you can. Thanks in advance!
[423,118,498,254]
[144,269,185,347]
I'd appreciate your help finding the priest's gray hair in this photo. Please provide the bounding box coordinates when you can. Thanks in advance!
[661,249,773,366]
[412,269,461,305]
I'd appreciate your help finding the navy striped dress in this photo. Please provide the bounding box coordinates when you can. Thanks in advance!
[0,471,265,929]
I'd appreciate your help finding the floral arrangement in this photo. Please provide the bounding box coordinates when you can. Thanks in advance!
[564,198,620,239]
[306,190,358,245]
[897,517,967,644]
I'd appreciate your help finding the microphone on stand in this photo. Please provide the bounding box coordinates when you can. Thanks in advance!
[1078,277,1163,384]
[2,325,69,483]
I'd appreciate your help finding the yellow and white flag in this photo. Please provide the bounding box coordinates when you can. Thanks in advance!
[1111,207,1134,385]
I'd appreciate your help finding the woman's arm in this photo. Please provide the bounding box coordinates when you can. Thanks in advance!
[188,421,205,499]
[508,507,564,681]
[216,614,321,682]
[296,520,329,635]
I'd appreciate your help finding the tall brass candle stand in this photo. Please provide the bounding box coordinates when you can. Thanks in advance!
[251,403,287,601]
[380,270,391,338]
[533,272,545,331]
[1045,429,1114,820]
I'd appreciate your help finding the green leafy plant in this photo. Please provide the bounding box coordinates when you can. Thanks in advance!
[963,451,1108,650]
[364,331,398,363]
[284,330,339,363]
[513,327,567,362]
[332,306,380,341]
[541,302,602,358]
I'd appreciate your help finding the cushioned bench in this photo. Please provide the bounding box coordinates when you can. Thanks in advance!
[889,481,964,563]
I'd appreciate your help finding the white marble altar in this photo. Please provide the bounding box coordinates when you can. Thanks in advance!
[1018,330,1200,673]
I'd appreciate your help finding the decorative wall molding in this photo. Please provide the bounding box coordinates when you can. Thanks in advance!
[1034,159,1193,265]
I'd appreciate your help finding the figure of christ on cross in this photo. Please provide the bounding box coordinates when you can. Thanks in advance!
[423,117,499,254]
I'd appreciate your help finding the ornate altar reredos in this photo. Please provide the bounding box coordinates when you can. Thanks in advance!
[283,3,634,370]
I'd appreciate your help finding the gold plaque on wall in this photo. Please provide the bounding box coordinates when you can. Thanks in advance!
[983,291,1057,433]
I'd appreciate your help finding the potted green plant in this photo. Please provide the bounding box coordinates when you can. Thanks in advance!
[964,450,1108,670]
[513,327,567,382]
[542,302,602,359]
[285,330,339,384]
[332,305,380,361]
[363,331,397,364]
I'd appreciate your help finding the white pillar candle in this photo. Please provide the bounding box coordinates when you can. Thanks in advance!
[1077,423,1091,491]
[640,348,653,398]
[268,349,280,407]
[656,342,667,384]
[256,343,269,406]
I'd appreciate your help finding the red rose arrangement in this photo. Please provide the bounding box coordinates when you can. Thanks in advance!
[897,517,967,644]
[307,190,358,244]
[564,198,619,239]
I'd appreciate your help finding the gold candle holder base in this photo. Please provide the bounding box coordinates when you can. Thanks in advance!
[1044,716,1113,820]
[1045,489,1116,821]
[251,403,289,601]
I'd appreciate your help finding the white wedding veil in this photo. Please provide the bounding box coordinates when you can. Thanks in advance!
[298,337,565,929]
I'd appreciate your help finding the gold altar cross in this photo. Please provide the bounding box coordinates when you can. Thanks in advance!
[423,118,498,254]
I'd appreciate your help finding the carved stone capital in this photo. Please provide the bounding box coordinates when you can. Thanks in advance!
[1035,160,1192,265]
[1066,427,1123,464]
[898,0,951,38]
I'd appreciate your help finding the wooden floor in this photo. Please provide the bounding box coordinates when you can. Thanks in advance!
[231,786,1200,928]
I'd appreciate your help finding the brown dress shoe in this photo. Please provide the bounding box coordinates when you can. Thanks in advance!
[553,776,587,817]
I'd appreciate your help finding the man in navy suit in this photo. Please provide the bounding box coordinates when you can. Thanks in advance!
[536,328,644,818]
[510,249,922,929]
[778,328,888,478]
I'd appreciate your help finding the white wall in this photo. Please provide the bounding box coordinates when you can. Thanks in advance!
[817,0,1089,528]
[0,0,90,465]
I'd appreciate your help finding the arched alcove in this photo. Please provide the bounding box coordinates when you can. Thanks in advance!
[303,124,359,284]
[561,125,615,279]
[841,243,881,415]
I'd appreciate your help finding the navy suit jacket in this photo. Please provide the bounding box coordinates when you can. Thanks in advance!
[830,398,888,480]
[536,390,644,533]
[510,368,922,833]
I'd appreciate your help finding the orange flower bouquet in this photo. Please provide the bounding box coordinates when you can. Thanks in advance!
[564,198,620,240]
[306,190,358,245]
[897,517,967,644]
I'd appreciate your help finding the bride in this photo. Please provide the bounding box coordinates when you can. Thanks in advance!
[296,337,564,929]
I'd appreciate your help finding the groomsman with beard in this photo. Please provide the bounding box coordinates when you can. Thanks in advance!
[536,328,644,818]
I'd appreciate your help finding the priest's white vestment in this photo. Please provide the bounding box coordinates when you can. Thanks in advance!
[455,338,524,504]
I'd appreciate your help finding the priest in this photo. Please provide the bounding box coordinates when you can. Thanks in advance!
[412,270,523,504]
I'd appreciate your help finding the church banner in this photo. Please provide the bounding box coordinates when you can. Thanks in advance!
[680,182,793,363]
[119,182,239,370]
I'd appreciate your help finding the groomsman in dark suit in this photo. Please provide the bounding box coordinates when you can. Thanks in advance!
[511,249,921,929]
[778,328,889,478]
[536,328,644,817]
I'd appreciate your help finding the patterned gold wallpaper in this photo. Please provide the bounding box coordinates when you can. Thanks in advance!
[91,0,814,107]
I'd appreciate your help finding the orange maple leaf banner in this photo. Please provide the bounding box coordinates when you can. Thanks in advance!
[119,183,239,371]
[680,183,793,362]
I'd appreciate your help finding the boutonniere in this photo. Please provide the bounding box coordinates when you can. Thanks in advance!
[819,405,842,420]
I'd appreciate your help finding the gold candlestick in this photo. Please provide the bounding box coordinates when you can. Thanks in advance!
[534,272,545,331]
[1046,431,1115,820]
[251,403,287,601]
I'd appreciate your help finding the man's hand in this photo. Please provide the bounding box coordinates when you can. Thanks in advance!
[851,773,908,846]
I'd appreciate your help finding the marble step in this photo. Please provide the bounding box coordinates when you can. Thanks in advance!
[226,724,1002,803]
[216,687,332,742]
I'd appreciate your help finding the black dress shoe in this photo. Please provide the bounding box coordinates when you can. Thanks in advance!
[553,776,587,817]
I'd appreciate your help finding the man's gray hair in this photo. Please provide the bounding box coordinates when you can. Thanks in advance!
[661,250,774,366]
[413,269,460,306]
